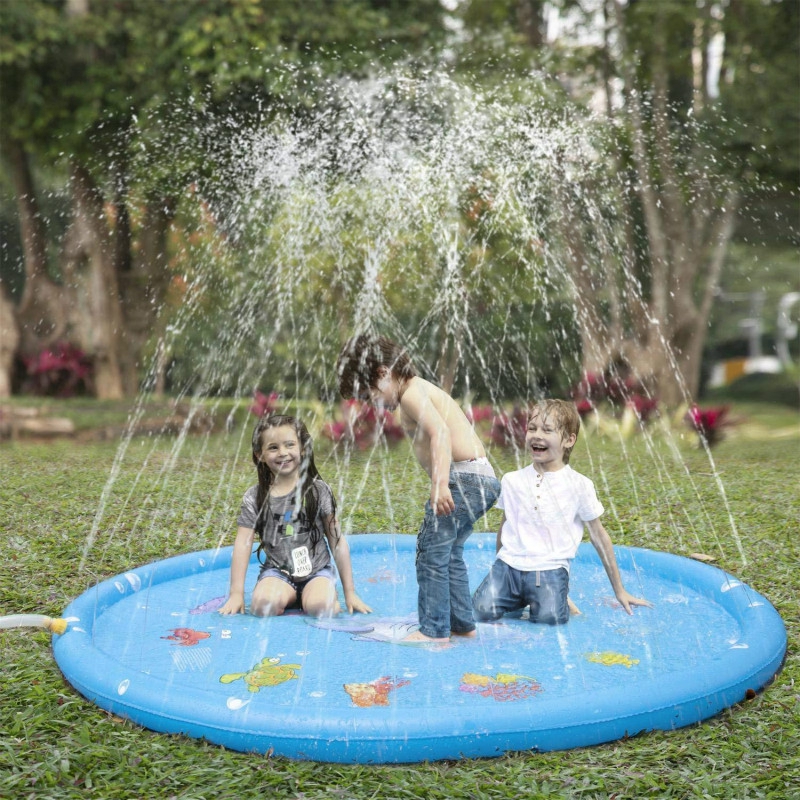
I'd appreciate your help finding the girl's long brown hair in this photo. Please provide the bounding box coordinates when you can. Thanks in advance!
[251,414,335,561]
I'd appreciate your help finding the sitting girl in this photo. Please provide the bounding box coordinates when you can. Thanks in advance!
[219,414,371,618]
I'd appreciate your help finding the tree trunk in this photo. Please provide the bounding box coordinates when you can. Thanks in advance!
[6,136,70,356]
[436,331,460,395]
[0,284,19,397]
[562,0,743,409]
[517,1,546,48]
[118,195,177,395]
[67,162,125,399]
[559,219,616,375]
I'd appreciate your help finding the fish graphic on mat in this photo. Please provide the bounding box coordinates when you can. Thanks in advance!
[459,672,543,702]
[584,650,640,668]
[189,596,228,615]
[308,614,528,644]
[219,656,301,692]
[307,614,420,642]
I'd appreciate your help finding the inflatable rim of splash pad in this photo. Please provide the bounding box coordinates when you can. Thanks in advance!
[51,534,786,764]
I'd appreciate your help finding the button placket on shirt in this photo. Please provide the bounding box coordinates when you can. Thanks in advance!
[534,472,543,510]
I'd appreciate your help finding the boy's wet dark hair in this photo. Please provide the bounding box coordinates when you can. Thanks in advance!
[529,399,581,464]
[336,335,417,400]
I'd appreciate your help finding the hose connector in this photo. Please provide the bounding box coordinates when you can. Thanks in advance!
[0,614,69,635]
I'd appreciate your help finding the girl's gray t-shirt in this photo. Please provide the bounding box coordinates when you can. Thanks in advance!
[237,479,334,579]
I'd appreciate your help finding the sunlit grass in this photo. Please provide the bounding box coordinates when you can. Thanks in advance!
[1,401,797,799]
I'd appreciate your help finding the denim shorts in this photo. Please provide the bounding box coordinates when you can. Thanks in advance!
[472,559,570,625]
[256,565,336,605]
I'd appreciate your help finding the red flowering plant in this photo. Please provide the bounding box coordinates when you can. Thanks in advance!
[22,342,92,397]
[249,390,280,417]
[626,394,659,423]
[569,370,659,429]
[488,406,529,448]
[321,400,404,450]
[569,373,607,414]
[685,404,732,447]
[573,398,596,418]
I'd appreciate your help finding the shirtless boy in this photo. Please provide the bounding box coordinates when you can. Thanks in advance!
[337,335,501,642]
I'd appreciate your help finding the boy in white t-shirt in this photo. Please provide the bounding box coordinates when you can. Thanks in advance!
[472,399,651,625]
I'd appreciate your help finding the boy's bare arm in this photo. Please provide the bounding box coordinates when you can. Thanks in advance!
[399,381,455,516]
[586,518,652,614]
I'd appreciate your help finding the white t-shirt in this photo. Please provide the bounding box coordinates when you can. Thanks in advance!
[496,464,604,572]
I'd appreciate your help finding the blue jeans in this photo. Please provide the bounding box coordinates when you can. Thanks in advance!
[415,470,501,638]
[472,560,570,625]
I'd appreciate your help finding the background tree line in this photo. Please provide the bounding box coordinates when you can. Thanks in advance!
[1,0,797,408]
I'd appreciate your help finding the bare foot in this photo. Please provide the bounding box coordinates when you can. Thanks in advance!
[400,630,449,644]
[451,630,477,639]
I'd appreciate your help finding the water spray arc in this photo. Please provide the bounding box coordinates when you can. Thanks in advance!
[43,70,786,763]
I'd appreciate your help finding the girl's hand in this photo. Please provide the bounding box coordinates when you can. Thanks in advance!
[344,592,372,614]
[219,595,246,615]
[615,589,653,615]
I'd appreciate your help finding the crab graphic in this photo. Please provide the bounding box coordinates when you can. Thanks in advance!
[161,627,211,647]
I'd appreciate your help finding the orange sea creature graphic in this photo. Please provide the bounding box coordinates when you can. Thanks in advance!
[219,656,301,692]
[162,628,211,647]
[344,675,411,707]
[584,650,639,668]
[459,672,543,702]
[366,568,403,585]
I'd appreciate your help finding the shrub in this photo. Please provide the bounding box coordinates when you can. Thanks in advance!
[249,390,280,418]
[570,371,659,425]
[685,404,732,447]
[488,406,528,448]
[22,342,92,397]
[321,400,404,450]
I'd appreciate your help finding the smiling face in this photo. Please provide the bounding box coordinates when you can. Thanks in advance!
[525,410,576,473]
[257,424,303,479]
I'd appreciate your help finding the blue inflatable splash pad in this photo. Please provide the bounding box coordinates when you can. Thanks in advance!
[52,534,786,763]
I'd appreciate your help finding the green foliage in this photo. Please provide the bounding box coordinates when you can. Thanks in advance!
[1,402,798,798]
[613,0,799,192]
[0,0,71,148]
[718,0,800,189]
[1,0,795,409]
[0,0,448,151]
[0,0,455,315]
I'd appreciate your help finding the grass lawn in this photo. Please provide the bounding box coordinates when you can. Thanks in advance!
[1,400,798,799]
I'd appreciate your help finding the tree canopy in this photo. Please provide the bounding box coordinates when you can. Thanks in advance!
[1,0,795,406]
